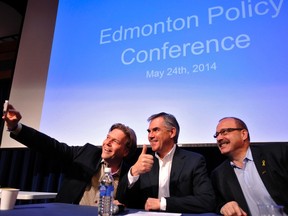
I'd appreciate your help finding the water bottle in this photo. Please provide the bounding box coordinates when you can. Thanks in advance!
[98,167,114,216]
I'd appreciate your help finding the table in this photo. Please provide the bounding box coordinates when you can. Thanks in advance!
[17,191,57,200]
[0,203,220,216]
[0,191,57,200]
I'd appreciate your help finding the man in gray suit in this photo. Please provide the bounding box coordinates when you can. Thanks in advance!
[211,117,288,216]
[117,112,215,213]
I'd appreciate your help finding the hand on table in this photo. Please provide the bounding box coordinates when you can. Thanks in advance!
[220,201,247,216]
[145,198,160,211]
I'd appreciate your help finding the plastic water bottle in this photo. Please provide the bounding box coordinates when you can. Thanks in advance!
[98,167,114,216]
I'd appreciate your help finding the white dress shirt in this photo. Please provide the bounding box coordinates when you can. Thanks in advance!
[128,144,176,211]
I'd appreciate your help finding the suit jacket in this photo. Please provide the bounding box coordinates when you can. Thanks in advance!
[117,145,216,213]
[211,143,288,215]
[10,124,130,204]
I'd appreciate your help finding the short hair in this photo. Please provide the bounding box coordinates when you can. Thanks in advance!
[109,123,137,159]
[147,112,180,143]
[219,117,250,141]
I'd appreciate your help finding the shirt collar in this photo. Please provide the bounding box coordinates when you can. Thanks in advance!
[230,147,253,168]
[101,159,121,177]
[246,147,253,161]
[155,144,176,161]
[112,162,122,178]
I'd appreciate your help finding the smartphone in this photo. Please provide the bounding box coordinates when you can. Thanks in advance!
[3,100,9,114]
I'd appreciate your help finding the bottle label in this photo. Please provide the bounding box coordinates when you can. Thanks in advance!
[99,185,107,196]
[106,185,114,196]
[99,185,114,196]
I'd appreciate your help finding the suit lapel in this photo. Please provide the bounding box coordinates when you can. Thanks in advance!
[251,146,268,177]
[169,147,185,191]
[250,146,273,193]
[222,161,251,214]
[223,162,244,195]
[148,155,160,197]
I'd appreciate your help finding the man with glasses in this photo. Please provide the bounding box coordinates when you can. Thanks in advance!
[117,112,216,213]
[211,117,288,216]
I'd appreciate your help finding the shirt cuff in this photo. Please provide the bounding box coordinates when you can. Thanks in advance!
[8,123,22,135]
[127,167,139,188]
[160,197,167,211]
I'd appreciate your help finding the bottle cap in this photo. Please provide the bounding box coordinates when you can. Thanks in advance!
[104,167,111,173]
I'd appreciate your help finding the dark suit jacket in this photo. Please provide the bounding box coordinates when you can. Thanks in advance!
[10,124,130,204]
[211,143,288,215]
[117,145,216,213]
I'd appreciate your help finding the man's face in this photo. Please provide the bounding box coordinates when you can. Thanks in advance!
[147,116,175,156]
[101,128,128,163]
[215,118,246,156]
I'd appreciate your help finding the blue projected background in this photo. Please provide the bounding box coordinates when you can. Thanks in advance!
[40,0,288,146]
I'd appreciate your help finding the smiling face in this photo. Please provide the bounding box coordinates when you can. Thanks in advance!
[101,128,129,165]
[147,116,176,158]
[215,118,249,158]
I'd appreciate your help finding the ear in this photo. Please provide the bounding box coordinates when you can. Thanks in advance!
[123,147,129,158]
[170,127,177,139]
[241,129,248,141]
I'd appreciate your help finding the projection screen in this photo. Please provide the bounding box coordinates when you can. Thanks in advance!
[1,0,288,148]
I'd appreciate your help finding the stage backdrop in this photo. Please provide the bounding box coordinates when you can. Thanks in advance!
[1,0,288,147]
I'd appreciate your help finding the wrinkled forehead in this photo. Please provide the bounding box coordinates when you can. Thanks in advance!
[216,118,237,130]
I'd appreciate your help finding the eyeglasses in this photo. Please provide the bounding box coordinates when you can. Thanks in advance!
[213,128,243,138]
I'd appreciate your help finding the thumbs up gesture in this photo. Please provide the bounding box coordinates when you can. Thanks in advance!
[130,145,154,176]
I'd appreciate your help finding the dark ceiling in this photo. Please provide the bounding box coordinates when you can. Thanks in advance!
[1,0,28,16]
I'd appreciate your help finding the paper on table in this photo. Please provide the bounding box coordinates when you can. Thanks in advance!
[127,211,181,216]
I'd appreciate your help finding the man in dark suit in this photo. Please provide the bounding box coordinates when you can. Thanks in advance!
[2,104,137,206]
[211,117,288,216]
[117,112,216,213]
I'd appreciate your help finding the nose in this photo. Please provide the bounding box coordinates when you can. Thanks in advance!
[104,137,113,146]
[148,131,154,140]
[216,134,224,143]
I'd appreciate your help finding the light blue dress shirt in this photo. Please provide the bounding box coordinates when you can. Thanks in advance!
[232,147,277,216]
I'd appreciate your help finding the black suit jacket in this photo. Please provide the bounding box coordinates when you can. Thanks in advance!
[10,124,130,204]
[211,143,288,215]
[117,146,216,213]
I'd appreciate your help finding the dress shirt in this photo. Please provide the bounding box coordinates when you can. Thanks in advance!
[232,147,276,216]
[128,145,176,211]
[79,161,121,206]
[79,162,105,206]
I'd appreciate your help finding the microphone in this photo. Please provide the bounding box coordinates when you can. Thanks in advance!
[112,204,125,214]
